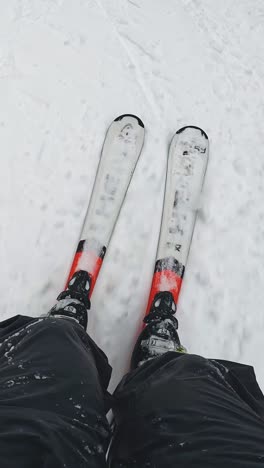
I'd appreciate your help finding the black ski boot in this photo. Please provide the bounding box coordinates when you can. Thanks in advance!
[131,291,186,369]
[48,270,92,330]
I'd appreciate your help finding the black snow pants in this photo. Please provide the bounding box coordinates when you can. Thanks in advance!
[0,315,264,468]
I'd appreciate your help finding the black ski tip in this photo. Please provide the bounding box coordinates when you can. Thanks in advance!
[176,125,208,140]
[114,114,144,128]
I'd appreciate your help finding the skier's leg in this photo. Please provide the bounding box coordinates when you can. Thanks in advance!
[110,353,264,467]
[0,273,112,468]
[109,293,264,468]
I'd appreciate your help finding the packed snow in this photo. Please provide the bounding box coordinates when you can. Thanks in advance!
[1,0,264,393]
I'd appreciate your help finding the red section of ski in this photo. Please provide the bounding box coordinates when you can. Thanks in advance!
[145,269,183,316]
[65,242,106,297]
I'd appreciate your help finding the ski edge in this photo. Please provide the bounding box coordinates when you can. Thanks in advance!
[114,113,144,128]
[176,125,208,140]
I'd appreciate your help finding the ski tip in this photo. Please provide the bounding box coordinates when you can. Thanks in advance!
[114,114,144,128]
[176,125,208,140]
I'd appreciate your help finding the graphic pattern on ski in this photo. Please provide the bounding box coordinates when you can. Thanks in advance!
[145,126,209,317]
[66,114,145,297]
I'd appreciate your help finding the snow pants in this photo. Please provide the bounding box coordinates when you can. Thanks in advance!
[0,315,264,468]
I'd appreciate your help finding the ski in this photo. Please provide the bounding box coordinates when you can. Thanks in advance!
[65,114,145,298]
[145,125,209,318]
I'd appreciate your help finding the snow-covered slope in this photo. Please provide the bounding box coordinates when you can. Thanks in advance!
[1,0,264,392]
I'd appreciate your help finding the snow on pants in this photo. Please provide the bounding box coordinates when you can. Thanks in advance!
[1,316,264,468]
[0,315,112,468]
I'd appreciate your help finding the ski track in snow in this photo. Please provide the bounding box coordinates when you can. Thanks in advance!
[1,0,264,393]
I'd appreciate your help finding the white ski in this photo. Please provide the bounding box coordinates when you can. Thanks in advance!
[145,125,209,315]
[66,114,145,296]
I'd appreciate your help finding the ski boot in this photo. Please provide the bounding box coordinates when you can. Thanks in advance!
[48,270,92,329]
[131,291,186,369]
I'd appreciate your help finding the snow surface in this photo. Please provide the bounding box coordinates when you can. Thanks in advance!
[1,0,264,393]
